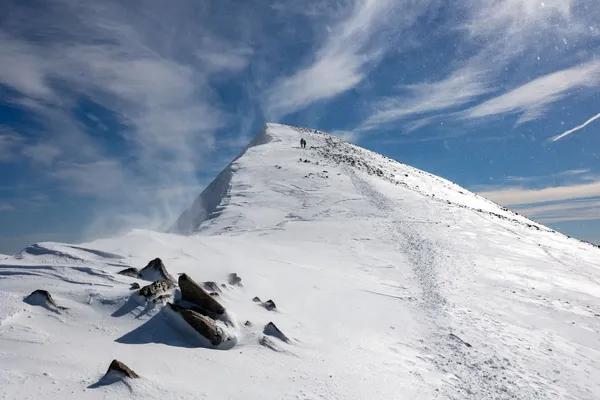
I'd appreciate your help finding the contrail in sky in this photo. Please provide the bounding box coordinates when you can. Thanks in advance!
[553,112,600,142]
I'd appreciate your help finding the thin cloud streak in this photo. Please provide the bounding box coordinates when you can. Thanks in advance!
[0,203,15,212]
[358,67,489,132]
[513,197,600,224]
[464,60,600,123]
[553,112,600,142]
[479,181,600,206]
[351,0,598,135]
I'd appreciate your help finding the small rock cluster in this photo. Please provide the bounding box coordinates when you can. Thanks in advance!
[23,255,294,386]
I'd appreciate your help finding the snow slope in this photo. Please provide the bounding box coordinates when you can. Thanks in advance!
[1,123,600,399]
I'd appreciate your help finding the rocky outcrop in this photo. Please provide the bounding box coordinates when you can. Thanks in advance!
[252,296,262,303]
[263,322,289,342]
[129,282,140,290]
[117,267,140,278]
[139,258,175,283]
[24,289,66,312]
[179,274,225,315]
[263,299,277,311]
[168,303,223,346]
[137,279,176,301]
[105,359,139,379]
[228,273,242,286]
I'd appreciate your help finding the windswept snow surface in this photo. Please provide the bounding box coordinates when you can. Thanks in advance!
[1,123,600,399]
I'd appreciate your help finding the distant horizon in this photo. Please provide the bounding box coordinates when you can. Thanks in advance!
[2,1,600,252]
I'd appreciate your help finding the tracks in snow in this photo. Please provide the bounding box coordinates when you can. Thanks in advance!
[347,170,537,400]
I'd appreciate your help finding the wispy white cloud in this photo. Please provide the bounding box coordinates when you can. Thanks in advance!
[0,127,24,162]
[479,179,600,206]
[552,112,600,142]
[477,168,600,224]
[513,198,600,223]
[464,60,600,123]
[349,0,599,135]
[465,0,575,41]
[22,143,62,166]
[263,0,409,119]
[50,160,128,197]
[0,0,257,232]
[0,203,15,212]
[557,169,591,177]
[358,67,489,132]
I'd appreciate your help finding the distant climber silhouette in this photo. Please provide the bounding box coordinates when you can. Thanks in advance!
[300,138,306,148]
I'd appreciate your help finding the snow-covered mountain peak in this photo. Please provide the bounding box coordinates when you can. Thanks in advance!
[1,123,600,399]
[170,122,540,237]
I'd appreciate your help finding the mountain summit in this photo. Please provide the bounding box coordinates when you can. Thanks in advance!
[1,123,599,399]
[170,123,539,236]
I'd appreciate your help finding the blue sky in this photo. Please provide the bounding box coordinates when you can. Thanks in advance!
[1,0,600,253]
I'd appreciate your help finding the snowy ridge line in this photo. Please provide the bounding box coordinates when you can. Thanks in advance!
[298,126,550,234]
[168,125,274,235]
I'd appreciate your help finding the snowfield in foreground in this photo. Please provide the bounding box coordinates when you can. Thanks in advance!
[1,123,600,399]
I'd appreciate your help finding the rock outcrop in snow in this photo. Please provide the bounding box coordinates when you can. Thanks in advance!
[117,258,175,283]
[139,258,175,282]
[137,279,176,302]
[105,359,139,379]
[263,322,289,343]
[118,267,140,277]
[167,303,225,346]
[24,289,66,313]
[178,273,225,316]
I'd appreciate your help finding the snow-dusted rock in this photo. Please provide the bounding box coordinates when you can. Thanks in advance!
[24,290,66,312]
[167,303,223,346]
[228,272,242,286]
[117,267,140,277]
[263,322,289,343]
[105,359,139,379]
[139,258,175,282]
[262,299,277,311]
[137,280,176,301]
[178,273,225,315]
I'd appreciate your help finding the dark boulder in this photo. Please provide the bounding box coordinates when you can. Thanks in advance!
[117,267,140,278]
[24,289,66,312]
[179,274,225,315]
[228,273,242,286]
[263,322,289,343]
[263,299,277,311]
[252,296,262,303]
[168,303,223,346]
[139,258,175,283]
[105,359,139,379]
[129,282,140,290]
